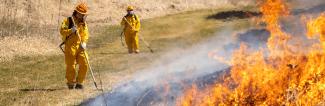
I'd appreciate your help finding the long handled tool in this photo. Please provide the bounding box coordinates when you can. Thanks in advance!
[70,17,103,91]
[138,34,154,53]
[122,17,154,53]
[84,51,103,91]
[120,31,125,47]
[59,42,65,53]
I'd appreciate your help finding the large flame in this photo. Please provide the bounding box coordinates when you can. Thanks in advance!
[307,13,325,51]
[178,0,325,105]
[260,0,291,57]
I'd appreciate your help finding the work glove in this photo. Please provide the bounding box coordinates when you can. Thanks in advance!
[71,26,77,33]
[80,42,87,50]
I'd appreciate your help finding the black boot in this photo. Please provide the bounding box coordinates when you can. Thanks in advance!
[67,84,74,90]
[75,84,84,89]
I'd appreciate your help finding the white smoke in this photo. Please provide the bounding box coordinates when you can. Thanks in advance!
[81,0,325,105]
[81,25,239,106]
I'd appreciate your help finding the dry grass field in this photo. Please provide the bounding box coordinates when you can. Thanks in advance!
[0,0,255,62]
[0,7,256,105]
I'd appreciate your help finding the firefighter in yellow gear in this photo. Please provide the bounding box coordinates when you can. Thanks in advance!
[121,6,141,53]
[60,3,89,89]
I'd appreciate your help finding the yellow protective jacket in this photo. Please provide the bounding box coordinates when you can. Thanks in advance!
[60,17,89,84]
[121,14,141,32]
[60,17,89,48]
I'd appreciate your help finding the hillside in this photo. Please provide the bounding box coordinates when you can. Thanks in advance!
[0,0,255,62]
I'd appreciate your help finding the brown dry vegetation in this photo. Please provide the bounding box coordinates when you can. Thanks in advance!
[0,8,257,105]
[0,0,256,62]
[2,0,324,105]
[0,0,261,105]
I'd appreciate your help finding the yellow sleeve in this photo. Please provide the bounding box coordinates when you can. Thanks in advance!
[60,18,73,40]
[80,24,89,43]
[135,15,141,32]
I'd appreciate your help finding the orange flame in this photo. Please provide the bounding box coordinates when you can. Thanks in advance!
[307,13,325,51]
[177,0,325,105]
[260,0,292,58]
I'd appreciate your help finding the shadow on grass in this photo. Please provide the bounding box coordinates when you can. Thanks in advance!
[206,10,261,21]
[207,3,325,21]
[19,88,65,92]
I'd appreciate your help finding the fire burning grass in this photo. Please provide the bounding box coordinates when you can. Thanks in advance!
[178,0,325,105]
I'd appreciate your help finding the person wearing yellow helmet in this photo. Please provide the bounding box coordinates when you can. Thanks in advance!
[121,6,141,54]
[60,3,90,89]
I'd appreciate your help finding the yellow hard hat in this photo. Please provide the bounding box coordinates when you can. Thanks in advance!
[127,6,134,11]
[75,3,88,14]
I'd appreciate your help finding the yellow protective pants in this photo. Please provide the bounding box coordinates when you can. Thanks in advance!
[65,47,88,85]
[125,31,139,53]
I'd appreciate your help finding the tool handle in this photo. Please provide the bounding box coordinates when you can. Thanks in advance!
[139,35,154,53]
[71,16,99,90]
[59,42,65,53]
[120,31,125,46]
[123,17,136,30]
[85,52,99,90]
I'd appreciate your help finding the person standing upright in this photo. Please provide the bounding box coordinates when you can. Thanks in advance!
[121,6,141,54]
[60,3,90,89]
